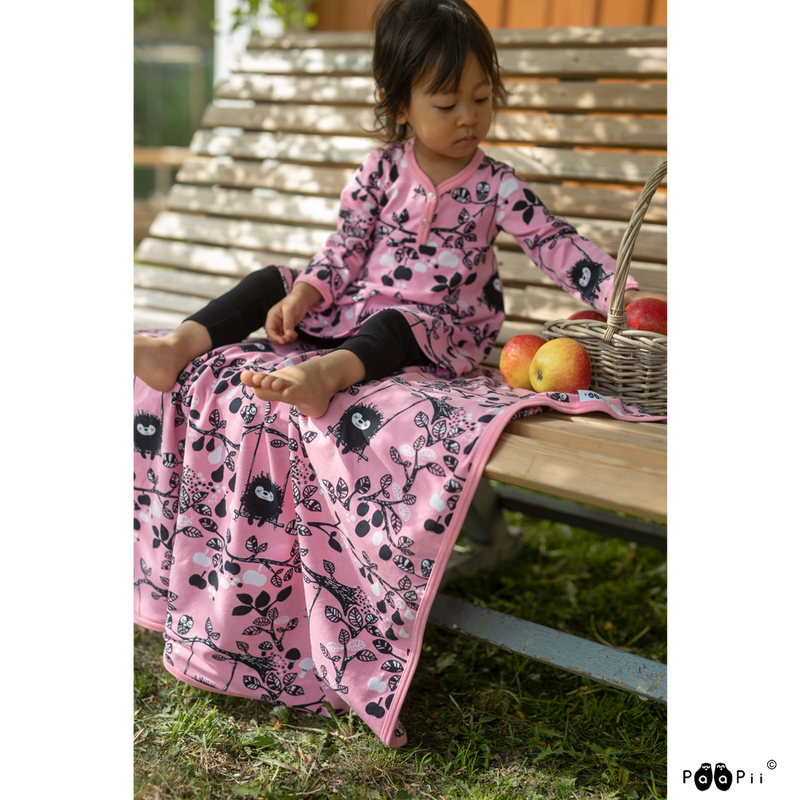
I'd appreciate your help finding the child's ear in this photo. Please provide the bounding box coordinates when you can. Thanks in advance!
[379,89,408,125]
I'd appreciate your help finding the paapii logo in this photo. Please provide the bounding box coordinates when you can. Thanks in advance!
[683,762,774,791]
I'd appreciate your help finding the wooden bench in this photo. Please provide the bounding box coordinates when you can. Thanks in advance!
[133,147,193,245]
[134,24,667,702]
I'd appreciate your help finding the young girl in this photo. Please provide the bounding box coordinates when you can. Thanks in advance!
[134,0,663,418]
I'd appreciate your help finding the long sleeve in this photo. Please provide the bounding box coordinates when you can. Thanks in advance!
[294,148,392,311]
[494,173,638,314]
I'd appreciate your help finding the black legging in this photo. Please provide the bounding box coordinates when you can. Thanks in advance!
[186,267,430,382]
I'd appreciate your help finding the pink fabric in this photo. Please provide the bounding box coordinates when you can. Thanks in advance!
[134,332,665,747]
[292,140,639,379]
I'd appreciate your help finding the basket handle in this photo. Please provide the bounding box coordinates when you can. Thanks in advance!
[603,161,667,342]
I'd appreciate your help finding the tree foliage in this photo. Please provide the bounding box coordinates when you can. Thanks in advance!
[134,0,318,44]
[229,1,318,34]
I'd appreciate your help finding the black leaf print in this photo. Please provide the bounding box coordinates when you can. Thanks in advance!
[356,649,378,662]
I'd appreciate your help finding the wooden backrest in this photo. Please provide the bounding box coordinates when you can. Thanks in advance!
[134,25,667,364]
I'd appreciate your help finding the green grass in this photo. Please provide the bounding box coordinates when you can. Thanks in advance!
[134,509,666,799]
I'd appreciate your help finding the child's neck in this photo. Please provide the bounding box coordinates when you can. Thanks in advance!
[411,139,477,188]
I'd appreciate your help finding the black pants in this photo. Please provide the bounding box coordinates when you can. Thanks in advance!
[186,267,430,382]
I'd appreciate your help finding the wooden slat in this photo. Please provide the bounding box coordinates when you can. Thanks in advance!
[489,26,667,48]
[483,414,666,522]
[503,285,592,323]
[135,286,208,317]
[551,411,668,441]
[146,211,331,256]
[496,319,545,345]
[164,184,667,248]
[485,145,667,186]
[201,103,666,149]
[188,131,666,186]
[231,48,374,76]
[166,184,340,228]
[200,103,375,138]
[492,111,665,149]
[135,263,242,298]
[497,47,666,79]
[248,30,374,49]
[215,74,666,114]
[189,129,376,167]
[503,80,666,113]
[175,157,666,224]
[216,74,377,104]
[229,46,665,80]
[177,157,354,197]
[246,26,667,51]
[134,306,187,331]
[135,238,307,277]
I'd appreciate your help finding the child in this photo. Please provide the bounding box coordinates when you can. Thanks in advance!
[134,0,663,418]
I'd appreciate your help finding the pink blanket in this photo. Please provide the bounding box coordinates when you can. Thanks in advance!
[133,331,665,746]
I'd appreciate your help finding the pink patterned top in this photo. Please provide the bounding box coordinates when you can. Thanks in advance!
[295,138,638,378]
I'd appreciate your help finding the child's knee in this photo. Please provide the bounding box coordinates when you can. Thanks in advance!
[244,266,288,298]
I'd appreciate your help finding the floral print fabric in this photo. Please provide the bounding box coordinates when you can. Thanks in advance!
[134,334,664,746]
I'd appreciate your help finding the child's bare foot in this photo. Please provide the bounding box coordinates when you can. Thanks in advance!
[134,322,212,392]
[240,350,366,418]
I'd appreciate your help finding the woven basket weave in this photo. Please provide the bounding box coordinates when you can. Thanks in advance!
[541,162,667,416]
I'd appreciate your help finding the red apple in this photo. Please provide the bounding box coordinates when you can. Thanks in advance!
[626,298,667,335]
[568,309,607,322]
[529,337,592,394]
[499,334,547,390]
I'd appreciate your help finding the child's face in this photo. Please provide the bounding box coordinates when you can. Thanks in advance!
[396,53,493,178]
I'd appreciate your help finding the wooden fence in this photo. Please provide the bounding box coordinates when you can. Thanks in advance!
[313,0,666,31]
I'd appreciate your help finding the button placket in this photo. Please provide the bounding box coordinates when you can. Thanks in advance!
[419,191,437,242]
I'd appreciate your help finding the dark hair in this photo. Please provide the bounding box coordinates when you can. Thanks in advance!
[371,0,507,143]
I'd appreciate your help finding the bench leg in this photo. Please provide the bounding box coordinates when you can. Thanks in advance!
[437,481,667,702]
[428,594,667,703]
[441,478,523,587]
[492,483,667,551]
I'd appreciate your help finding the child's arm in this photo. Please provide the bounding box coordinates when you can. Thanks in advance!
[495,171,645,314]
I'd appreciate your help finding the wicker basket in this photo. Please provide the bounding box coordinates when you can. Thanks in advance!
[541,162,667,415]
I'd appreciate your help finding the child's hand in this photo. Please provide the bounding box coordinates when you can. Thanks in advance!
[265,282,323,344]
[624,289,667,307]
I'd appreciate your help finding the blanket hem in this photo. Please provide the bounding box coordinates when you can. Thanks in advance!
[379,397,542,743]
